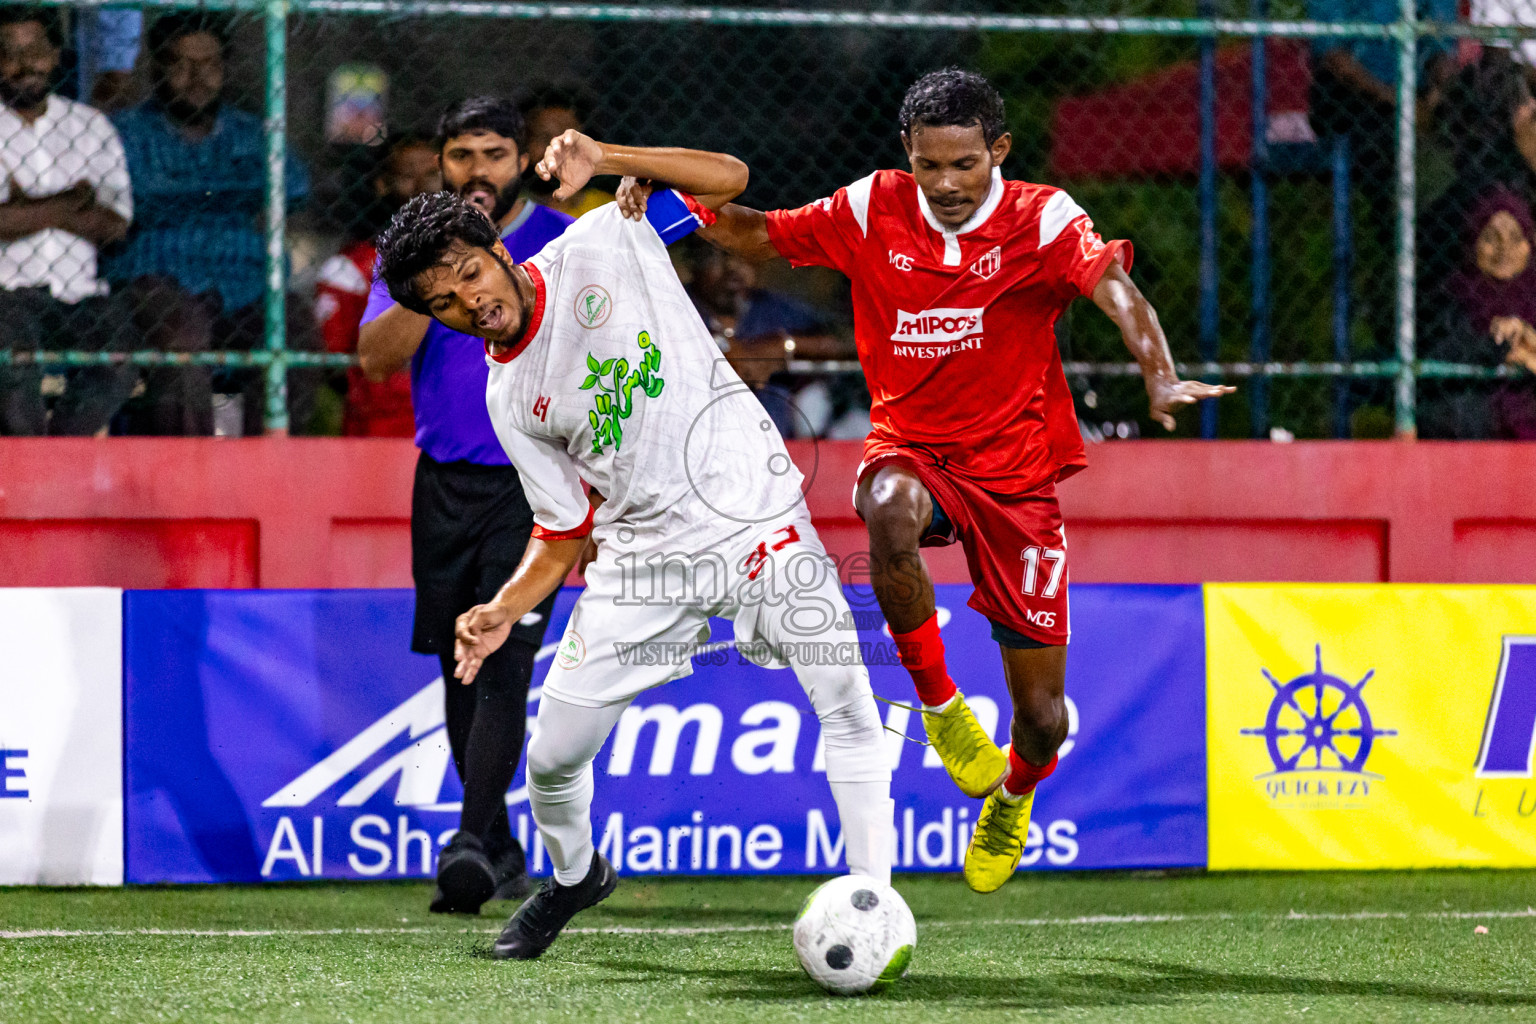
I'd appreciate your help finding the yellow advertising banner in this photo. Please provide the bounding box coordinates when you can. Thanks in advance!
[1206,585,1536,869]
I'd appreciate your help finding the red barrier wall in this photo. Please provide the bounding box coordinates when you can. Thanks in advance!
[1,438,1532,588]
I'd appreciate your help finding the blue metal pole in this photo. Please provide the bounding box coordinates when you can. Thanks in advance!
[1198,0,1219,439]
[1249,2,1271,439]
[1331,133,1353,438]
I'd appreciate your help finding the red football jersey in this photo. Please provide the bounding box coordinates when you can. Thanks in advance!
[765,168,1131,495]
[315,238,415,438]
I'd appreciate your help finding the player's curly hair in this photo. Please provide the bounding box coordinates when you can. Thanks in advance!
[375,190,503,315]
[898,68,1006,146]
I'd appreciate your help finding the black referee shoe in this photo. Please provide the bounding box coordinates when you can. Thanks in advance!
[491,853,618,960]
[486,833,533,903]
[430,832,496,915]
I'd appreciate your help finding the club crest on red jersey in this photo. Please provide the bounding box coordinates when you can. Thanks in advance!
[970,245,1002,281]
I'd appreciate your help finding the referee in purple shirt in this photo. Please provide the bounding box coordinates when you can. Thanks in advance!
[359,97,572,914]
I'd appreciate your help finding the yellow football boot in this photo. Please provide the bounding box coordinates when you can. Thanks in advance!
[963,785,1035,894]
[920,692,1007,798]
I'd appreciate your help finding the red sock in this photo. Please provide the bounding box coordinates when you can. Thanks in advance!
[890,613,957,708]
[1003,747,1058,798]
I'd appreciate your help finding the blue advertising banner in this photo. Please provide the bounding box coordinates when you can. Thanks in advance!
[123,584,1204,884]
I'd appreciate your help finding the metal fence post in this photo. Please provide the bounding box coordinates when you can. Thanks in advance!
[1331,133,1353,438]
[263,0,290,435]
[1394,0,1417,438]
[1249,2,1271,439]
[1197,0,1219,440]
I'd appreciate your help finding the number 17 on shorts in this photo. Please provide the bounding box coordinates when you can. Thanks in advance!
[1014,543,1066,636]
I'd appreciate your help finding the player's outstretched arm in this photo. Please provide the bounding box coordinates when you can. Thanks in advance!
[1092,262,1235,431]
[453,535,588,686]
[538,129,747,211]
[699,204,781,262]
[613,186,780,263]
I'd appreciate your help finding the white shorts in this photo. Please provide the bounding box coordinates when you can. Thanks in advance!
[541,513,867,709]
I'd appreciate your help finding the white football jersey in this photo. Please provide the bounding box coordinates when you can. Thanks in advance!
[485,199,806,555]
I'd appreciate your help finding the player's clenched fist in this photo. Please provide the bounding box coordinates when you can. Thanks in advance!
[454,601,513,686]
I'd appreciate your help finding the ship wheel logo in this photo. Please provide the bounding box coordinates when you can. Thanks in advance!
[1241,645,1396,776]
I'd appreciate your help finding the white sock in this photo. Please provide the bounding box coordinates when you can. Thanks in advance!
[818,697,894,885]
[531,761,596,886]
[923,693,958,714]
[830,782,894,884]
[525,695,631,887]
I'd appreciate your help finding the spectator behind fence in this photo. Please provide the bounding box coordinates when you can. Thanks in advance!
[315,135,438,436]
[1423,50,1536,289]
[1420,185,1536,439]
[107,11,319,436]
[1307,0,1457,356]
[685,241,856,438]
[0,5,139,436]
[519,87,612,219]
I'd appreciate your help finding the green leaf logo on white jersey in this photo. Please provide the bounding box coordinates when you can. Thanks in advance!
[579,330,664,454]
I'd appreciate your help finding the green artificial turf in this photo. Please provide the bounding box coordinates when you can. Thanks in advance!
[3,870,1536,1023]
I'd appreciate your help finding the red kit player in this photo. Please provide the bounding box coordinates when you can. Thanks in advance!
[700,68,1233,892]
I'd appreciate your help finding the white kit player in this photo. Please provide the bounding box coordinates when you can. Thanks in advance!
[374,133,895,961]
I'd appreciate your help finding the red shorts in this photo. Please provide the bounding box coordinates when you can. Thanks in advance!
[858,447,1070,646]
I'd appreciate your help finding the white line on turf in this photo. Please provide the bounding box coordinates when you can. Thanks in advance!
[3,908,1534,940]
[923,908,1536,927]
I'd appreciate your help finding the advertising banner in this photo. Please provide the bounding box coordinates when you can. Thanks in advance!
[1207,584,1536,869]
[124,584,1204,884]
[0,588,123,885]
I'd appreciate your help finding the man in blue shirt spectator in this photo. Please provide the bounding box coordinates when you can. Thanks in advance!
[108,12,317,435]
[358,96,570,914]
[1307,0,1458,360]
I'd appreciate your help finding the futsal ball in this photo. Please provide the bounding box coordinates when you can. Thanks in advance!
[792,875,916,996]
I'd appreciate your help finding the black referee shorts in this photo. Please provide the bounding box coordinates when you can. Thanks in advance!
[410,451,560,656]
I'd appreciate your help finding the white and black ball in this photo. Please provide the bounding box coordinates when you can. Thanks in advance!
[792,875,916,996]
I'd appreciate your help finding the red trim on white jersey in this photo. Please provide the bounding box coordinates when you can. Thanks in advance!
[531,502,594,542]
[485,262,547,365]
[680,193,718,227]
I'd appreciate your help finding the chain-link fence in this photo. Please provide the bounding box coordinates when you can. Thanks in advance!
[2,1,1535,439]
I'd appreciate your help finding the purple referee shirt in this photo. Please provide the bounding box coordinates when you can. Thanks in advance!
[362,200,575,465]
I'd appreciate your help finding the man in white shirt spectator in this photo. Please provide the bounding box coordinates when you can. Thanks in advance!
[0,5,136,435]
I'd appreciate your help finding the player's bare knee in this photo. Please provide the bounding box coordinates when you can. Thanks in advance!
[859,473,928,555]
[865,502,923,552]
